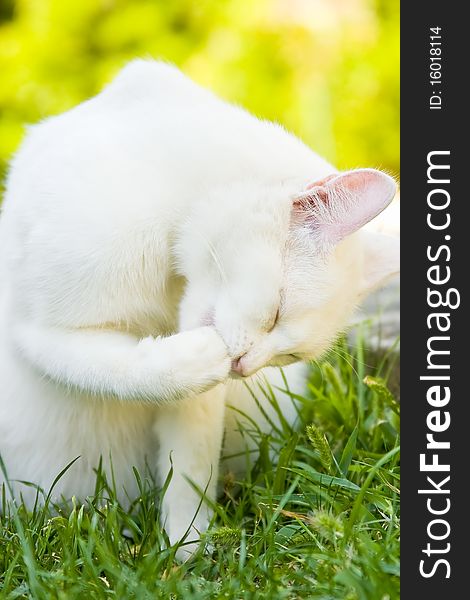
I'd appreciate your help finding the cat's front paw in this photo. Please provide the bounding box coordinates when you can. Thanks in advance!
[165,507,212,562]
[174,327,231,393]
[174,538,202,563]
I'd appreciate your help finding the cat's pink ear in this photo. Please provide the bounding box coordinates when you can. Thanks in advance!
[293,169,396,245]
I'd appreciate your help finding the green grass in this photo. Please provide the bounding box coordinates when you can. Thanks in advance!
[0,326,400,599]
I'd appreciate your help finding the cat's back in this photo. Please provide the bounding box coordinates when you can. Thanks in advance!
[13,59,234,164]
[5,60,211,196]
[2,60,241,225]
[4,59,321,226]
[1,61,207,259]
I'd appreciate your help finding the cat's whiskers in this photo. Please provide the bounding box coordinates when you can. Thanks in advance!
[326,346,362,381]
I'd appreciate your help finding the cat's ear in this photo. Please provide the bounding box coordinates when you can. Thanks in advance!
[359,231,400,295]
[293,168,396,246]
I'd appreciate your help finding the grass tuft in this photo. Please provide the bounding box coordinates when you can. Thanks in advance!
[305,424,334,473]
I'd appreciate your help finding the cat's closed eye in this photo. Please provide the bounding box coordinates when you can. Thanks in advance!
[266,307,280,333]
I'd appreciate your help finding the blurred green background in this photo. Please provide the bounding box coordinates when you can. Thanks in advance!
[0,0,398,194]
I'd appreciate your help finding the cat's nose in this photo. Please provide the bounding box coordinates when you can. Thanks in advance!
[230,356,245,377]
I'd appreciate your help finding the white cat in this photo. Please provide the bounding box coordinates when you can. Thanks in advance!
[0,59,399,560]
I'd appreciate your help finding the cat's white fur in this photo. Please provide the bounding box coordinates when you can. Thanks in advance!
[0,60,399,560]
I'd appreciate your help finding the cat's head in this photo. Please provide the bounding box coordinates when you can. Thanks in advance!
[178,168,398,377]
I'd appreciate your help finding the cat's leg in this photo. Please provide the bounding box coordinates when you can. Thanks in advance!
[154,385,226,561]
[221,363,308,481]
[10,321,230,404]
